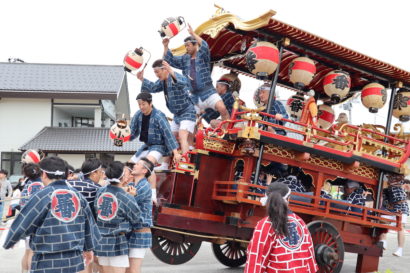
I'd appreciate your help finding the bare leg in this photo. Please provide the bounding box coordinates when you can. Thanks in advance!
[178,129,189,155]
[102,266,126,273]
[398,224,405,248]
[215,100,230,121]
[126,258,143,273]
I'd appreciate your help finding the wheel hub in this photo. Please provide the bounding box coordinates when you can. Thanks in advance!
[315,244,339,266]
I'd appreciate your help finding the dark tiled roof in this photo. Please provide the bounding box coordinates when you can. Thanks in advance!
[20,127,141,153]
[0,62,125,99]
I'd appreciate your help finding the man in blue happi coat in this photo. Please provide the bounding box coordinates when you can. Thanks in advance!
[126,158,154,273]
[202,76,237,128]
[3,156,101,273]
[137,59,195,155]
[256,83,289,136]
[162,24,229,121]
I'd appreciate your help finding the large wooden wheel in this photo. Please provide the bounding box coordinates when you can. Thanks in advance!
[308,221,344,273]
[151,234,202,265]
[212,241,247,267]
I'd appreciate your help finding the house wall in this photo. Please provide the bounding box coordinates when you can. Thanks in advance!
[53,108,72,127]
[115,154,133,163]
[0,98,51,153]
[57,153,86,169]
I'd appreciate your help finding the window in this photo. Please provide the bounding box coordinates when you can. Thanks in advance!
[73,117,94,128]
[1,152,23,175]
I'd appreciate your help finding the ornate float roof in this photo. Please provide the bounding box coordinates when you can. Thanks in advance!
[172,8,410,96]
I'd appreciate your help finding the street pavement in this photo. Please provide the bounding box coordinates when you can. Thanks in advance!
[0,221,409,273]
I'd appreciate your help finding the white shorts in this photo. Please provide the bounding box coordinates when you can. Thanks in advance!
[25,237,30,250]
[129,248,148,258]
[131,150,162,164]
[194,93,222,113]
[381,213,408,226]
[97,255,129,267]
[170,120,196,134]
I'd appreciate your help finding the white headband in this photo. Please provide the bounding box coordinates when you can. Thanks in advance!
[283,188,291,201]
[107,169,125,183]
[141,161,152,175]
[83,165,102,176]
[40,168,65,176]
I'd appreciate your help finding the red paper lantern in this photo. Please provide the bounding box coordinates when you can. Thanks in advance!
[245,41,279,79]
[123,47,150,73]
[317,104,335,129]
[361,83,386,113]
[110,120,131,147]
[393,89,410,122]
[158,16,186,39]
[22,149,42,164]
[323,70,351,103]
[286,92,306,120]
[289,57,316,89]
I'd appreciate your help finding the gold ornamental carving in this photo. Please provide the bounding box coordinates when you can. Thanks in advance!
[203,137,236,154]
[264,144,295,159]
[307,156,344,171]
[351,164,379,180]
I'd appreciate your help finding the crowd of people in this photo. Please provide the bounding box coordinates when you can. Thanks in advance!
[0,21,409,273]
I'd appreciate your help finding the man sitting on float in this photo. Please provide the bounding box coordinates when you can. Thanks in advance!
[255,83,288,136]
[129,92,182,189]
[162,24,230,122]
[137,59,195,156]
[201,73,241,128]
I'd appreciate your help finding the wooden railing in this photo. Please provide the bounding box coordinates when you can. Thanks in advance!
[212,180,402,231]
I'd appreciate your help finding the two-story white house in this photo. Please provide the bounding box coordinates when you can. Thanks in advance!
[0,62,140,175]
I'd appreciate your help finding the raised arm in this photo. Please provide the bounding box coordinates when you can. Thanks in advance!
[163,38,185,69]
[3,193,48,249]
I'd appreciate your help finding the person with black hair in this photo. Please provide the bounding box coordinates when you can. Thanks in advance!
[163,24,229,121]
[93,161,141,272]
[245,182,318,273]
[137,59,196,156]
[130,92,181,166]
[127,158,154,273]
[18,163,44,273]
[68,158,103,213]
[3,156,101,273]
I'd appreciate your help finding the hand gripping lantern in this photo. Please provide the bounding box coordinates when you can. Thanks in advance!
[245,41,279,79]
[158,16,186,39]
[323,70,351,103]
[109,118,131,147]
[123,47,151,73]
[361,83,386,113]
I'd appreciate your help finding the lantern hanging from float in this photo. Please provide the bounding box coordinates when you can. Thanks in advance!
[245,41,279,79]
[22,149,43,164]
[323,70,351,103]
[286,92,306,120]
[123,47,151,73]
[361,83,387,113]
[288,57,316,90]
[109,119,131,147]
[158,16,186,39]
[393,88,410,122]
[317,104,335,129]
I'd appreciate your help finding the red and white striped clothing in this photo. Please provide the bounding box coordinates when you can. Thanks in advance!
[245,214,318,273]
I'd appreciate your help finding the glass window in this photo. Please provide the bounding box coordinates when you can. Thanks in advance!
[1,152,22,175]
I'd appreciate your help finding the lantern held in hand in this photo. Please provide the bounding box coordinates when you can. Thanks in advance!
[110,119,131,147]
[123,47,151,73]
[158,16,186,39]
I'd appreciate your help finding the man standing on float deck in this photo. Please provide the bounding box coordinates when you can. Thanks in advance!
[163,24,229,121]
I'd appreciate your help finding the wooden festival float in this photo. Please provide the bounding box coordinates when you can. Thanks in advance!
[148,7,410,273]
